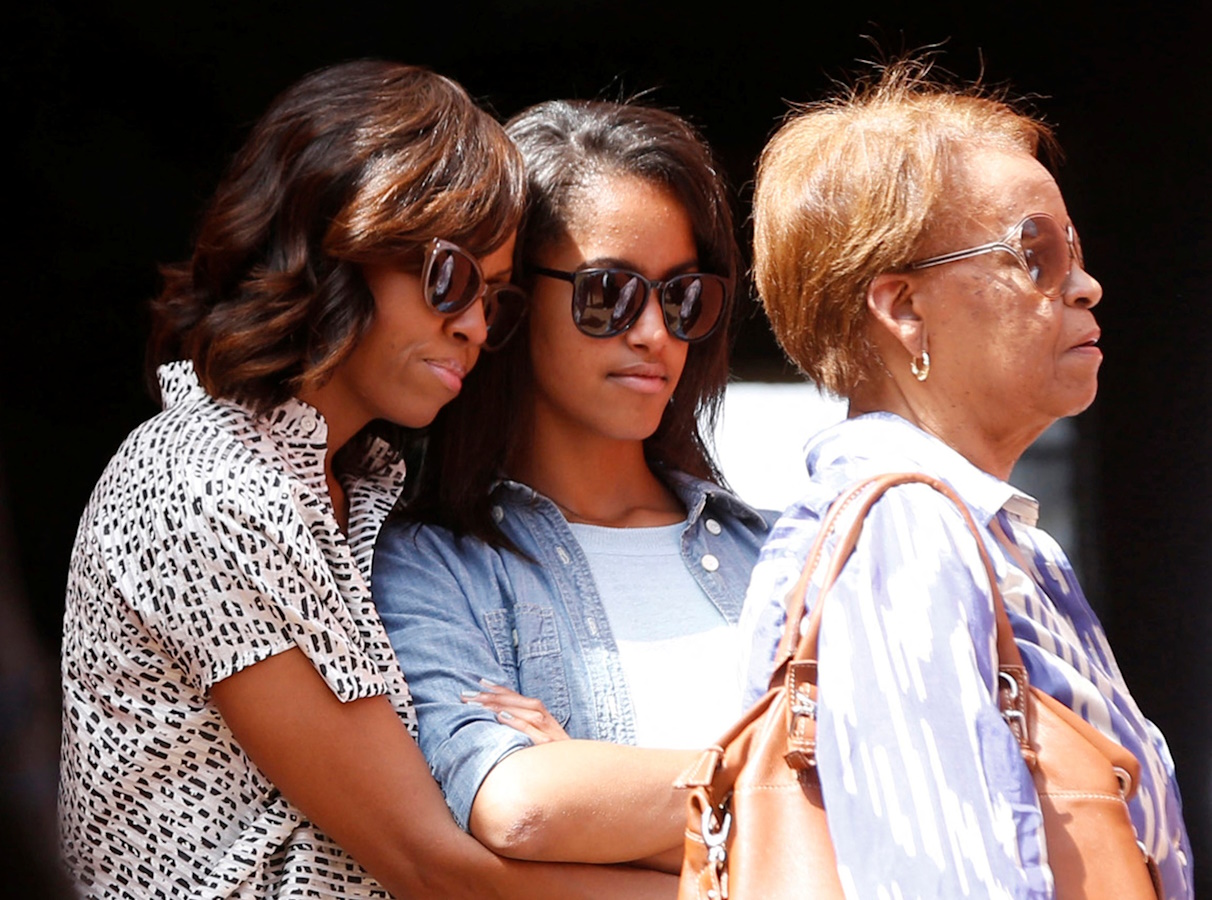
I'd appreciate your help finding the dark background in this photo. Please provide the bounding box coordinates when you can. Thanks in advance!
[5,1,1210,891]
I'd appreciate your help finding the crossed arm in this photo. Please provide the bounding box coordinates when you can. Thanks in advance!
[212,648,678,898]
[461,682,692,871]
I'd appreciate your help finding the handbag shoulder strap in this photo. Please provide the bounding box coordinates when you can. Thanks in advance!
[772,472,1023,680]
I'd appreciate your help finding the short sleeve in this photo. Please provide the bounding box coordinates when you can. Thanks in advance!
[111,478,387,701]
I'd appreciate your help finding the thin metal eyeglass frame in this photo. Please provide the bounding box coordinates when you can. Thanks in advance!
[905,213,1083,299]
[527,264,727,342]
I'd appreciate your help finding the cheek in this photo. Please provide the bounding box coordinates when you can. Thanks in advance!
[668,341,690,386]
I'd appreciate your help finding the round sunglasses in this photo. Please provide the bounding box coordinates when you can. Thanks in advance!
[421,238,527,351]
[527,265,728,342]
[906,213,1084,299]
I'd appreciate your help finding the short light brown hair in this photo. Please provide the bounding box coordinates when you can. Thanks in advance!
[753,61,1056,397]
[148,60,524,412]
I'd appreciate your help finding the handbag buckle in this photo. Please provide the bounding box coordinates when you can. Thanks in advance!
[700,805,731,898]
[701,805,731,853]
[790,690,818,721]
[998,670,1029,744]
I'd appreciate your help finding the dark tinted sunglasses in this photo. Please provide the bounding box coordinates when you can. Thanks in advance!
[422,239,527,351]
[907,213,1084,299]
[528,265,728,342]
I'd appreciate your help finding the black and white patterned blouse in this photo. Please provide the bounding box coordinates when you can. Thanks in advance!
[60,361,416,898]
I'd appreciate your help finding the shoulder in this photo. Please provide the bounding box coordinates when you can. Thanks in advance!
[81,395,306,573]
[373,513,515,599]
[377,514,489,562]
[116,391,272,486]
[751,476,990,602]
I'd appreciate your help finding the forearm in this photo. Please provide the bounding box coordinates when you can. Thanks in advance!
[459,858,678,900]
[469,740,695,866]
[371,800,678,900]
[212,649,673,899]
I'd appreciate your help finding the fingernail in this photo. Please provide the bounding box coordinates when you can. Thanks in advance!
[460,689,481,699]
[497,710,514,720]
[479,678,499,689]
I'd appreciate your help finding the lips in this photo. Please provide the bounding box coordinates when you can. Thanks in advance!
[610,362,668,380]
[425,358,470,393]
[607,361,671,394]
[1071,330,1101,350]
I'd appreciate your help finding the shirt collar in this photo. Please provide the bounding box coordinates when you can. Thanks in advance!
[805,411,1040,527]
[157,360,405,490]
[492,470,768,530]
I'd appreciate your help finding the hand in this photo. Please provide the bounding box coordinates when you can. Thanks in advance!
[462,679,570,743]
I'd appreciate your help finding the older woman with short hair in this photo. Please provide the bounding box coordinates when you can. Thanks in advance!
[739,64,1193,898]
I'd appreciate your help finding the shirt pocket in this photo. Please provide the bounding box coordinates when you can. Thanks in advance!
[482,604,572,726]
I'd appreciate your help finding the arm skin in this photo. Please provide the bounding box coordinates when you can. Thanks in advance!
[211,648,678,900]
[468,740,696,872]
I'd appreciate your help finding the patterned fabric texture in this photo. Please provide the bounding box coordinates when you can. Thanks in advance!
[739,412,1193,900]
[59,361,414,898]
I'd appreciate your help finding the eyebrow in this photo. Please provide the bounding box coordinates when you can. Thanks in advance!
[578,256,702,277]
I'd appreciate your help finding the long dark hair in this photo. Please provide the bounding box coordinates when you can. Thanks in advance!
[405,99,740,548]
[147,60,524,413]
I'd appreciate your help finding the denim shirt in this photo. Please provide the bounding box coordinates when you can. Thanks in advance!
[372,470,769,829]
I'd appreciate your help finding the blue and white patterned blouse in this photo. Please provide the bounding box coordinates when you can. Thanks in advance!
[739,412,1192,899]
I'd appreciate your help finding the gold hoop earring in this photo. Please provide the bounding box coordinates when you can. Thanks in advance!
[910,351,930,382]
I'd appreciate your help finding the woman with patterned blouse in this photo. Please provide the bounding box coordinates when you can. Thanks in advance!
[59,61,669,899]
[738,63,1193,898]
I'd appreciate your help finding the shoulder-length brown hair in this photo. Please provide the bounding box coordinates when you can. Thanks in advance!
[405,99,741,547]
[147,59,524,412]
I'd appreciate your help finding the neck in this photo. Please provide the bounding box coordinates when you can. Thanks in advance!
[507,428,683,529]
[850,378,1042,483]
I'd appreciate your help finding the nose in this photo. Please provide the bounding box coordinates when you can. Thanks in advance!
[1063,262,1102,310]
[446,293,490,346]
[624,285,671,348]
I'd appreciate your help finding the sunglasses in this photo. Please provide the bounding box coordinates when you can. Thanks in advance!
[421,238,527,350]
[906,213,1084,299]
[527,265,728,342]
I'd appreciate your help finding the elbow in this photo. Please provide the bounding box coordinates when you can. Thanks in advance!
[468,772,557,859]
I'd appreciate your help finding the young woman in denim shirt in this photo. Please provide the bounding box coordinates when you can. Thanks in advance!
[373,100,769,874]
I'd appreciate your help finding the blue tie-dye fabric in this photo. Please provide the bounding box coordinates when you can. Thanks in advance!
[738,412,1193,899]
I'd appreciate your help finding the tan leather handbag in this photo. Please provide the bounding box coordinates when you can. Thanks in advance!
[676,472,1161,900]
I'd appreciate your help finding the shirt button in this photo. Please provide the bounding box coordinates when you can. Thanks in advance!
[299,415,318,435]
[491,505,504,522]
[705,518,722,535]
[512,628,519,648]
[555,546,572,565]
[586,617,599,636]
[700,554,719,572]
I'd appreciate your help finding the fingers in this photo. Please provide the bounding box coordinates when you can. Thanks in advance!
[460,680,570,744]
